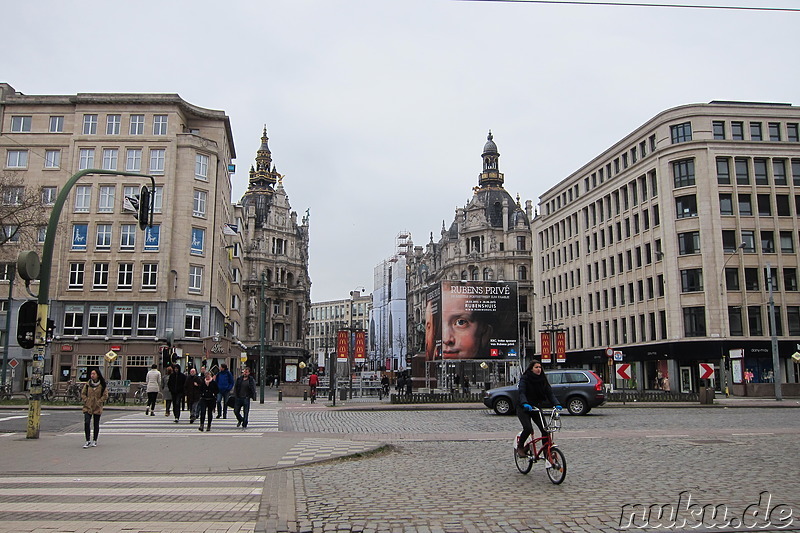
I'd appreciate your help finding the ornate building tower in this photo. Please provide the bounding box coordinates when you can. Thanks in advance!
[236,127,311,383]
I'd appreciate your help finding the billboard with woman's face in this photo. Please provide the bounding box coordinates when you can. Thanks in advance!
[425,280,519,360]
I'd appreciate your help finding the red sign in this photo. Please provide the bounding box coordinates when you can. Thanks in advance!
[110,345,122,351]
[616,363,632,380]
[555,331,566,363]
[61,344,73,352]
[353,331,366,361]
[699,363,715,380]
[336,330,349,361]
[540,332,551,363]
[8,358,19,369]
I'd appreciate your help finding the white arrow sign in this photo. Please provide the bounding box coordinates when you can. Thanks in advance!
[699,363,714,380]
[616,363,632,380]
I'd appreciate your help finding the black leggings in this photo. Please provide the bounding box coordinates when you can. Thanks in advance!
[199,399,214,428]
[147,391,158,411]
[84,413,100,441]
[517,409,549,446]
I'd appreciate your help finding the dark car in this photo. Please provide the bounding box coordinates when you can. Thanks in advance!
[482,369,605,416]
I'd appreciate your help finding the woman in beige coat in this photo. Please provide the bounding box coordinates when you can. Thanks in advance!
[81,368,109,448]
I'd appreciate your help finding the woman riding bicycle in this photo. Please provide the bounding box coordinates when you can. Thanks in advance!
[516,360,562,458]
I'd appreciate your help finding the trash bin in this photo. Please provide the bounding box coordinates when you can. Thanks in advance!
[340,388,347,401]
[699,387,714,404]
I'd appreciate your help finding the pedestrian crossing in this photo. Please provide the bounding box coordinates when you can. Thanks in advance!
[0,473,261,533]
[96,405,280,434]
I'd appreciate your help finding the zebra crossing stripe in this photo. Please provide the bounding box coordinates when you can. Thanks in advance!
[0,475,264,484]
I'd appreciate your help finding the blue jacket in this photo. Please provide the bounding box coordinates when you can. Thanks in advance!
[216,369,234,393]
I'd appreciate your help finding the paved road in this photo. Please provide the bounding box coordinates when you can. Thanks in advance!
[1,400,799,532]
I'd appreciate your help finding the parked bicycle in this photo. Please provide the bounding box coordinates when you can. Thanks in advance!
[133,384,148,405]
[65,380,82,403]
[513,408,567,484]
[0,382,12,401]
[41,382,54,402]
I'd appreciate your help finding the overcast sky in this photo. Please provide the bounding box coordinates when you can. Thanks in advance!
[5,0,799,302]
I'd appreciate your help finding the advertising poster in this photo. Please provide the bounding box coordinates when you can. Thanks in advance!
[354,330,366,361]
[336,330,349,362]
[426,280,519,359]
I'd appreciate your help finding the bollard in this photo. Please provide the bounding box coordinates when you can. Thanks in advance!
[340,388,347,401]
[278,389,283,401]
[303,389,308,401]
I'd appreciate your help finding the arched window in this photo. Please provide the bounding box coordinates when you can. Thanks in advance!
[483,268,493,280]
[471,268,479,280]
[461,270,468,280]
[518,265,528,280]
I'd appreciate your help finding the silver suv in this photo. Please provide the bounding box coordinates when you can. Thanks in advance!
[482,369,605,416]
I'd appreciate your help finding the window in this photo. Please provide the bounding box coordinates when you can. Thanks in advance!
[793,160,800,186]
[773,159,787,185]
[95,224,112,250]
[41,187,57,206]
[785,269,798,292]
[741,230,756,253]
[735,158,749,184]
[137,306,158,336]
[92,263,109,289]
[748,306,763,336]
[681,269,703,292]
[788,307,800,336]
[683,307,706,337]
[712,121,725,140]
[731,121,744,140]
[745,268,759,290]
[675,195,697,218]
[190,228,205,255]
[120,224,136,250]
[756,194,771,216]
[126,148,142,172]
[88,306,108,336]
[49,116,64,133]
[83,114,98,135]
[750,122,762,141]
[153,115,168,135]
[728,307,744,336]
[725,267,740,291]
[11,116,32,132]
[776,195,791,216]
[672,159,695,188]
[195,153,209,180]
[518,265,528,280]
[6,150,28,168]
[517,236,527,250]
[737,194,752,216]
[78,148,95,170]
[189,265,203,292]
[2,187,23,206]
[71,224,88,250]
[106,114,121,135]
[788,123,799,142]
[141,263,158,289]
[130,114,144,135]
[3,225,19,243]
[780,232,794,253]
[63,305,84,336]
[769,122,781,141]
[112,306,133,336]
[760,231,775,253]
[149,149,165,173]
[98,186,115,212]
[719,194,734,215]
[185,308,202,338]
[74,185,91,212]
[754,159,768,185]
[44,149,61,169]
[68,263,85,289]
[716,158,730,184]
[117,263,133,289]
[192,190,207,217]
[101,148,118,170]
[670,122,692,144]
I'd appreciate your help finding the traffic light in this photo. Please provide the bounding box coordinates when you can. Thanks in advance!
[160,346,171,367]
[16,300,38,349]
[135,185,152,230]
[46,318,55,343]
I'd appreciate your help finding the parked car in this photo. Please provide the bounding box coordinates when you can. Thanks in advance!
[482,369,605,416]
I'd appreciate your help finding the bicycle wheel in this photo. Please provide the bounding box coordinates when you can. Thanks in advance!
[514,446,533,474]
[545,447,567,485]
[42,388,54,402]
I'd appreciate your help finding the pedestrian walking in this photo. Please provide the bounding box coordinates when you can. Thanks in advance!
[144,363,161,416]
[233,367,256,429]
[185,367,202,423]
[162,365,173,416]
[462,376,470,394]
[81,368,109,448]
[405,374,413,396]
[198,371,219,432]
[215,363,234,419]
[167,364,186,423]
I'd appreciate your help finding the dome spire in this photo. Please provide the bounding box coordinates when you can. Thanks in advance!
[478,130,504,188]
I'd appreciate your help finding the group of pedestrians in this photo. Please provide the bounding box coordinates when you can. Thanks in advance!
[79,363,259,448]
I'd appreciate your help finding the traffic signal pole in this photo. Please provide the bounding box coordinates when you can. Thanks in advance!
[26,169,154,439]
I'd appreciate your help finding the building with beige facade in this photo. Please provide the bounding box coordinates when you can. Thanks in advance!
[532,101,800,396]
[0,83,242,391]
[307,292,371,373]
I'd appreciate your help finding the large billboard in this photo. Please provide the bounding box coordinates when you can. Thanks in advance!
[425,280,519,360]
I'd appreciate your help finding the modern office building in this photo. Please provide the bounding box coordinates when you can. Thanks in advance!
[405,132,535,389]
[370,232,410,373]
[0,83,241,390]
[532,101,800,396]
[235,127,311,384]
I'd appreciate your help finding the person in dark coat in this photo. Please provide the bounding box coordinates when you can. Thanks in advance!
[515,360,562,458]
[167,364,187,423]
[198,372,219,432]
[233,367,257,429]
[184,367,202,423]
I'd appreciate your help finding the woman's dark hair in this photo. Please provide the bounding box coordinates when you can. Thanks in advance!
[525,359,544,373]
[92,367,107,394]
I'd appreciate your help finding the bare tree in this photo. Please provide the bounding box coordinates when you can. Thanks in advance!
[0,172,49,260]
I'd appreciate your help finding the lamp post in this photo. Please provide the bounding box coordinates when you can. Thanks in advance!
[719,242,746,397]
[766,263,783,401]
[259,270,268,403]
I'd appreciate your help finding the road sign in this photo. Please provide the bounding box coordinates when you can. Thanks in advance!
[699,363,715,380]
[8,358,19,369]
[613,350,623,362]
[605,347,614,357]
[616,363,632,380]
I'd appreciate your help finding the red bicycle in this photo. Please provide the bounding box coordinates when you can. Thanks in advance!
[514,408,567,484]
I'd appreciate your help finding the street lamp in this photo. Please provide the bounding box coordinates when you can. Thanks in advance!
[719,242,746,396]
[259,270,268,403]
